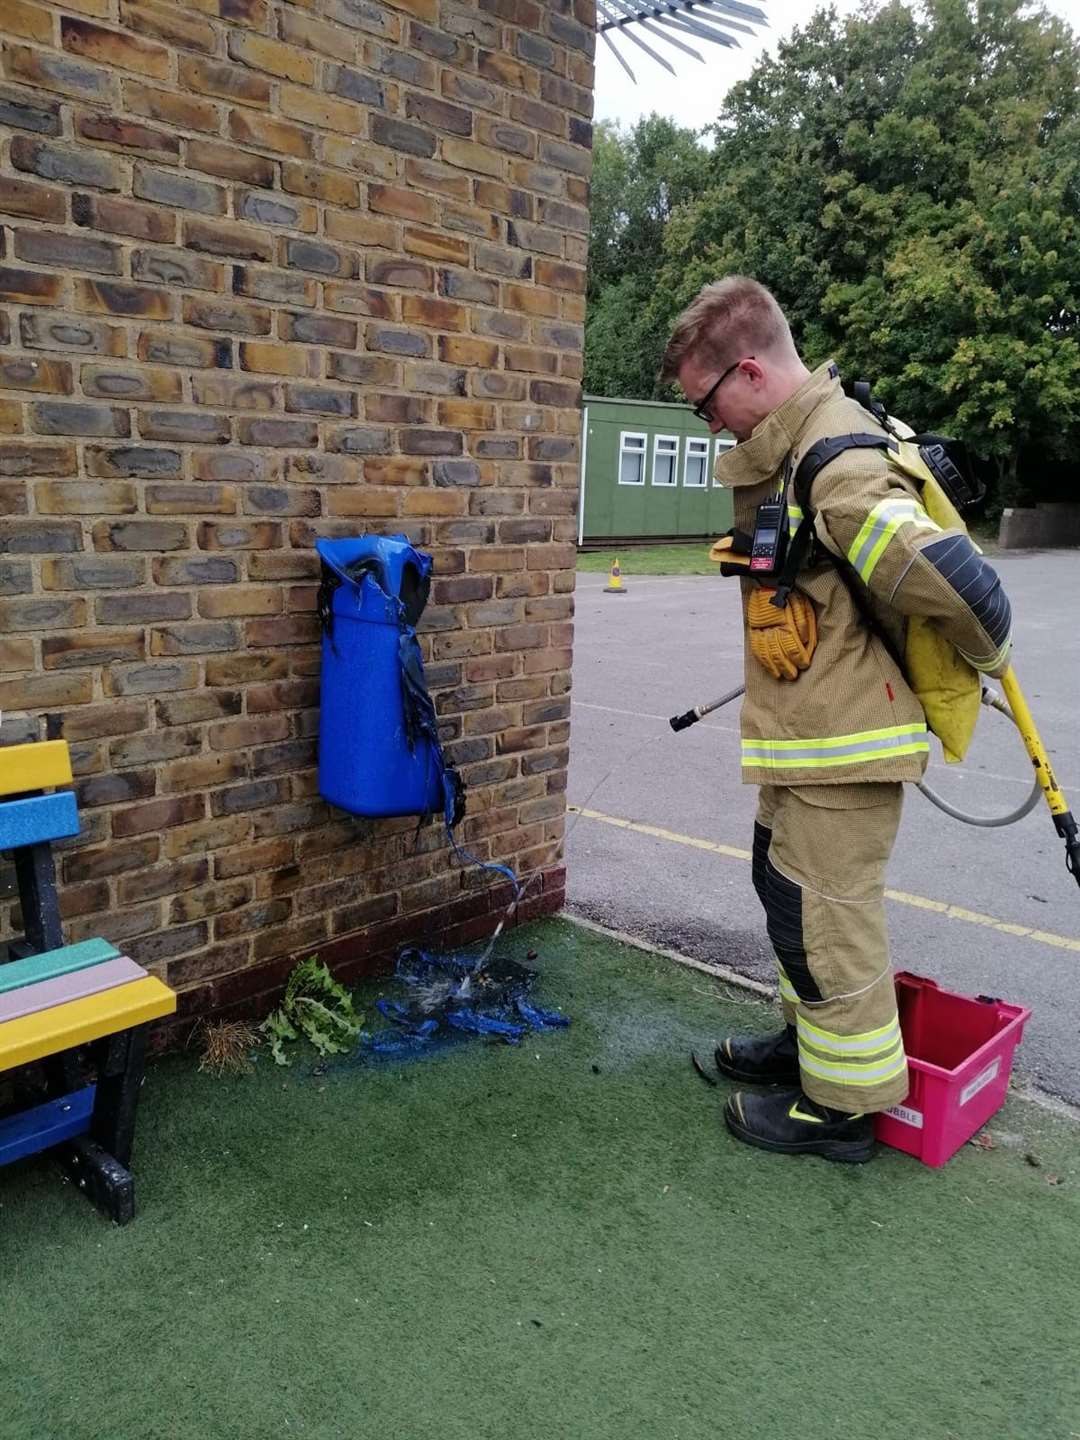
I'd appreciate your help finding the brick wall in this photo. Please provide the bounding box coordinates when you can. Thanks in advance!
[0,0,593,1030]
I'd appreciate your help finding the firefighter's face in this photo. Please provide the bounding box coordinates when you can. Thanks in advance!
[679,354,766,442]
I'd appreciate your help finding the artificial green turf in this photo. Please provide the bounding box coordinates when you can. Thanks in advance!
[577,542,722,575]
[3,917,1078,1440]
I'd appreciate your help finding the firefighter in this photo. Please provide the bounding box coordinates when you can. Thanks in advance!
[661,276,1014,1162]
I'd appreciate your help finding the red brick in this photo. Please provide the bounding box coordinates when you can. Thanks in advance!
[213,838,295,880]
[72,192,176,242]
[118,1,218,54]
[0,267,64,306]
[81,364,183,402]
[163,814,251,860]
[438,336,500,368]
[324,212,397,248]
[36,479,135,513]
[279,9,345,55]
[61,15,170,79]
[62,836,159,883]
[279,85,365,134]
[113,794,206,837]
[228,31,316,84]
[0,669,89,710]
[0,358,73,395]
[0,637,34,671]
[75,278,172,320]
[402,295,467,331]
[118,857,207,905]
[281,163,360,208]
[179,55,272,108]
[403,226,470,264]
[170,879,253,924]
[0,177,66,223]
[244,614,318,646]
[3,43,119,106]
[404,158,472,201]
[368,183,436,224]
[229,110,314,159]
[3,0,54,43]
[185,142,275,189]
[183,218,274,263]
[134,163,227,216]
[124,81,221,134]
[182,297,271,336]
[76,113,181,159]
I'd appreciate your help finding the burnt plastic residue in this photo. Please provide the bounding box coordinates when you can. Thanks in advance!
[331,946,570,1066]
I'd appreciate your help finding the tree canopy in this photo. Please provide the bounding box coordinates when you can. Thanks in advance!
[584,114,712,399]
[585,0,1080,504]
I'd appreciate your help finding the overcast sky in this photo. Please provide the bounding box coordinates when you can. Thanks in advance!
[594,0,1080,132]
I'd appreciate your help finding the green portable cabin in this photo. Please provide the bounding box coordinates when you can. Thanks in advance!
[578,396,735,545]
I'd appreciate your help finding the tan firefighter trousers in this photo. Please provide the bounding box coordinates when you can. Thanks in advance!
[753,782,908,1113]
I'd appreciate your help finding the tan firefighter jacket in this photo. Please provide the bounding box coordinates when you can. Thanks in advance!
[713,361,1013,787]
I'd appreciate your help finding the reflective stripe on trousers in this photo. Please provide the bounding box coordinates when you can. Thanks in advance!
[754,783,909,1114]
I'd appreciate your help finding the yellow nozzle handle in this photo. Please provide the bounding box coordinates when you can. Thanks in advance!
[1000,668,1067,816]
[1000,666,1080,889]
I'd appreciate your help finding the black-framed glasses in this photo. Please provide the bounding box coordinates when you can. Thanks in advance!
[691,356,753,422]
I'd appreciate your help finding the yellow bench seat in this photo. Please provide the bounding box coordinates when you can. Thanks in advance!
[0,976,176,1073]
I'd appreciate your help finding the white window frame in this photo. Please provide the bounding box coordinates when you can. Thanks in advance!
[618,430,647,486]
[651,433,679,487]
[712,435,735,485]
[683,436,709,488]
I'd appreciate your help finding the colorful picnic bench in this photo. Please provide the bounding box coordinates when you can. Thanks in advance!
[0,739,175,1224]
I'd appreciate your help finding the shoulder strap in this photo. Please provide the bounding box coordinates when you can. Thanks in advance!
[771,433,889,606]
[791,432,891,508]
[850,380,899,435]
[773,431,909,672]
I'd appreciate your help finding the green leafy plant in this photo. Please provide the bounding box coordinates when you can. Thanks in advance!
[262,955,363,1066]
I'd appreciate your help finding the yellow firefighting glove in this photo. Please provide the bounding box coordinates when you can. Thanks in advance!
[747,587,817,681]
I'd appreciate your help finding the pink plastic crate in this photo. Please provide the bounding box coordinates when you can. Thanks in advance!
[875,971,1031,1167]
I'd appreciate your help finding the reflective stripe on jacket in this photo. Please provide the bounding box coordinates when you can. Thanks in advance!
[714,362,1013,787]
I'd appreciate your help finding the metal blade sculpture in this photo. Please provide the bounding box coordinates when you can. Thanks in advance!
[597,0,768,81]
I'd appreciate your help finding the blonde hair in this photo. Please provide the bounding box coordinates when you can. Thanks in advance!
[661,276,796,382]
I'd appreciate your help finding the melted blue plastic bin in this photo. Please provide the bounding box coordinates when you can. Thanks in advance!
[316,535,445,819]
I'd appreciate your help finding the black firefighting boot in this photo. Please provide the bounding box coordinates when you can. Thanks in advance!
[724,1087,876,1164]
[713,1024,800,1086]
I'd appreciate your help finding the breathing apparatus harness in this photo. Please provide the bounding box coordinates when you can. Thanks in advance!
[672,384,1080,895]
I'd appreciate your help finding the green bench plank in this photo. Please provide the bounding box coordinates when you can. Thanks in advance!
[0,938,120,995]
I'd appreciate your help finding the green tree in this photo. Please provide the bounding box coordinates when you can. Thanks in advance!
[585,114,711,397]
[638,0,1080,502]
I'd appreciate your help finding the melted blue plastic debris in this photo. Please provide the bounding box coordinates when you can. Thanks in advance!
[338,945,570,1065]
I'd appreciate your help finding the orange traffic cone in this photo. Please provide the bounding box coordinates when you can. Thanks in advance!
[604,556,626,594]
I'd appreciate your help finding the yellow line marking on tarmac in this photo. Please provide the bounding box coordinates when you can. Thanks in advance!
[569,804,1080,955]
[571,806,752,861]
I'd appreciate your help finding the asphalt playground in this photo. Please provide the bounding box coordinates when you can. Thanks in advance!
[566,550,1080,1106]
